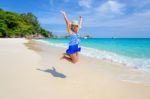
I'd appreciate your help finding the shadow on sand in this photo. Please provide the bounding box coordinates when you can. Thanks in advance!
[37,67,66,78]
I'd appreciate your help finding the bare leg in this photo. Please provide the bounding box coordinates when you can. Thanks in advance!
[76,52,78,56]
[61,53,78,63]
[60,53,69,59]
[63,53,70,57]
[60,53,74,63]
[76,52,79,60]
[70,53,78,63]
[61,55,73,63]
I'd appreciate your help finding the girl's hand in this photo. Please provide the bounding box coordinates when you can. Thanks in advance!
[60,10,66,15]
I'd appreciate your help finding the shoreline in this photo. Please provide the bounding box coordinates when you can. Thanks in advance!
[33,39,150,86]
[0,38,150,99]
[36,38,150,73]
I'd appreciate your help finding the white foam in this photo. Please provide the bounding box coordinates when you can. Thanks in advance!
[36,39,67,48]
[81,46,150,72]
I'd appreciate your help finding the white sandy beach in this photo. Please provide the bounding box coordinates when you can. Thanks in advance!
[0,38,150,99]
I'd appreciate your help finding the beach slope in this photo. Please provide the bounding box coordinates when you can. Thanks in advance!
[0,38,150,99]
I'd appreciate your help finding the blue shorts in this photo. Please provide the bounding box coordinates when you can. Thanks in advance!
[66,44,81,55]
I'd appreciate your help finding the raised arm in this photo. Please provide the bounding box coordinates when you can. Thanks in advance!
[60,11,72,34]
[78,16,83,29]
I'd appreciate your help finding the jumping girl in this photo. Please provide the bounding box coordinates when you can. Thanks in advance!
[60,11,83,63]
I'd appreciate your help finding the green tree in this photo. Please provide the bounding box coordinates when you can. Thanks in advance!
[0,8,53,38]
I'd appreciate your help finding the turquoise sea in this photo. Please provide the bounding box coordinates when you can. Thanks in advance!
[38,38,150,72]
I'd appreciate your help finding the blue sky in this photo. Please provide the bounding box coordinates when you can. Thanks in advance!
[0,0,150,38]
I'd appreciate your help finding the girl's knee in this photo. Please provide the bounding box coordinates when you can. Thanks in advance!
[72,58,78,63]
[70,53,79,63]
[72,60,77,63]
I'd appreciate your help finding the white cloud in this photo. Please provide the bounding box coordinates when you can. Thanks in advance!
[78,0,92,8]
[83,9,150,29]
[38,0,150,33]
[96,0,125,15]
[124,0,150,8]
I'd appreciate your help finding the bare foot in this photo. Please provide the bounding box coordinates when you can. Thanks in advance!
[60,54,65,60]
[60,53,69,60]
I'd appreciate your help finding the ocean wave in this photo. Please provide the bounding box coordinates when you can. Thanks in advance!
[80,46,150,72]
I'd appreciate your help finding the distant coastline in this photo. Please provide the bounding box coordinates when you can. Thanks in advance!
[0,8,54,38]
